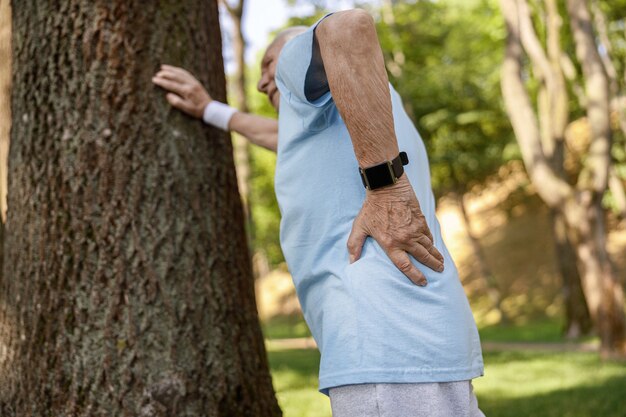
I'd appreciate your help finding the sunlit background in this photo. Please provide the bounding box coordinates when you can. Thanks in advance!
[214,1,626,416]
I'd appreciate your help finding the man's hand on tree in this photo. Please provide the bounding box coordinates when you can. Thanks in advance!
[346,175,445,286]
[152,64,211,119]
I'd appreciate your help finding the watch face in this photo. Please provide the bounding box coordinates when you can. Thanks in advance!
[364,163,395,189]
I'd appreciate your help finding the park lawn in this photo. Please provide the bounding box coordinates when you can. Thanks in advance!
[262,314,599,344]
[477,318,598,344]
[262,314,312,340]
[267,347,626,417]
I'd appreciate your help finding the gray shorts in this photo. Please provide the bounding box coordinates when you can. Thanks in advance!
[329,381,485,417]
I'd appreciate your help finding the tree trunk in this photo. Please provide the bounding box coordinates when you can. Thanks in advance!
[537,0,593,336]
[565,0,626,356]
[0,0,10,223]
[0,0,10,398]
[505,0,593,335]
[549,208,592,338]
[0,1,282,415]
[566,195,626,356]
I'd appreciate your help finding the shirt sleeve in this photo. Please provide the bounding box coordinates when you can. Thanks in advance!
[275,12,334,108]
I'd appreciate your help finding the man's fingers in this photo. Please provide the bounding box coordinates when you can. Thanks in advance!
[407,243,443,273]
[388,249,427,286]
[152,77,187,97]
[423,223,434,244]
[156,68,197,86]
[346,217,368,263]
[416,234,444,265]
[166,93,195,114]
[427,244,444,267]
[161,64,192,79]
[154,69,185,83]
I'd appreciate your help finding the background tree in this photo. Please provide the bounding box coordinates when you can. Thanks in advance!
[0,0,282,415]
[517,0,592,337]
[219,0,257,265]
[500,0,626,356]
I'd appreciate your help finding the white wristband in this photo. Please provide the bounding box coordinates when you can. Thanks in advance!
[202,101,238,131]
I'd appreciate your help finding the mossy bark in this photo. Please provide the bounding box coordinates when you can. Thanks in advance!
[0,1,282,415]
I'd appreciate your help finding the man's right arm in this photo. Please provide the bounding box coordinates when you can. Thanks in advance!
[228,112,278,153]
[152,64,278,153]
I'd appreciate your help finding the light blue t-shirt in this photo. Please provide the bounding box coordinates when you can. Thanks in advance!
[274,13,484,397]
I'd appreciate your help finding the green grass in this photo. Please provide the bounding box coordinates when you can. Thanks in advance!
[262,314,312,340]
[267,347,626,417]
[262,313,597,344]
[477,317,600,345]
[478,318,565,342]
[267,348,329,417]
[474,351,626,417]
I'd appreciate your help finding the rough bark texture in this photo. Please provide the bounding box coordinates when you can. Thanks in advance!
[0,1,282,415]
[0,0,10,222]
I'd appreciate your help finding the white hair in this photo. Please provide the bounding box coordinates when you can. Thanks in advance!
[270,26,308,49]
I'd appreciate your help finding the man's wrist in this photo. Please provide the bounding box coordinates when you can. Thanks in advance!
[365,174,411,196]
[202,100,238,131]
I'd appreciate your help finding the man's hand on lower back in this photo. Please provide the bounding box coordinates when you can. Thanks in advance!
[346,175,445,286]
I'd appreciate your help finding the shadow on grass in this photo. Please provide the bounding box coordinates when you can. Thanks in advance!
[478,374,626,417]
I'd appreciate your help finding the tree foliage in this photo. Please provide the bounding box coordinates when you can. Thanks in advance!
[375,0,517,195]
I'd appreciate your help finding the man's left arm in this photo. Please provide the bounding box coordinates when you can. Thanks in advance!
[316,9,444,286]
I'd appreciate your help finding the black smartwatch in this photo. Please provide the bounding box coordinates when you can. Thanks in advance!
[359,151,409,190]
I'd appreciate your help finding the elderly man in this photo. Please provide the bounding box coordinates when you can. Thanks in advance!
[153,9,484,417]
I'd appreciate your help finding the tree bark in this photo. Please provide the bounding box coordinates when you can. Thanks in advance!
[0,0,10,223]
[0,1,282,415]
[549,207,592,338]
[565,194,626,355]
